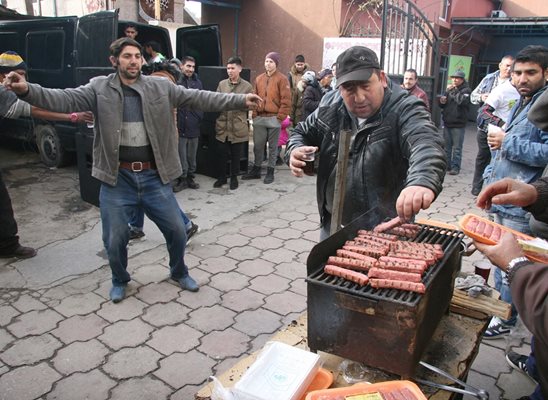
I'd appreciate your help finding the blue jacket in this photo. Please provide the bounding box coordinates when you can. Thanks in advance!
[484,85,548,219]
[177,73,204,138]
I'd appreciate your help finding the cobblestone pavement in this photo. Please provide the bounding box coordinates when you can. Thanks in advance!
[0,126,538,399]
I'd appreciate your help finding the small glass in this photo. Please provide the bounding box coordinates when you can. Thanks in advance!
[474,260,492,282]
[302,150,316,176]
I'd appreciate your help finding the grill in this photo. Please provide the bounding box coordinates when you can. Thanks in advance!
[306,209,465,377]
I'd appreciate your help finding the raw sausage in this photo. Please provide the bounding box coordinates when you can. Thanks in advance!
[369,278,426,294]
[328,256,377,271]
[373,216,403,233]
[336,249,378,263]
[324,264,369,286]
[368,267,422,283]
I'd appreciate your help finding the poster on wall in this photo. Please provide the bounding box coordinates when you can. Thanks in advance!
[139,0,175,22]
[84,0,106,13]
[447,55,472,83]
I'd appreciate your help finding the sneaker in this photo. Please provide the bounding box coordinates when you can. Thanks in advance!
[186,222,199,244]
[129,228,145,240]
[0,245,37,259]
[172,275,199,292]
[483,317,511,339]
[109,285,126,303]
[506,351,538,384]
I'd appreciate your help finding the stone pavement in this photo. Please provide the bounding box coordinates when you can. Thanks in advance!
[0,125,538,400]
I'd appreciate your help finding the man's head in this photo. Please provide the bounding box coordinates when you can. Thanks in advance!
[109,37,143,83]
[226,56,242,82]
[0,51,27,82]
[144,41,162,57]
[265,52,280,74]
[124,24,138,39]
[449,70,465,87]
[318,68,333,87]
[498,55,514,79]
[336,46,387,118]
[294,54,306,73]
[402,69,418,90]
[511,45,548,98]
[181,56,196,78]
[331,62,337,77]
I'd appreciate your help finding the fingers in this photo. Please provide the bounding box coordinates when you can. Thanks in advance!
[396,187,435,221]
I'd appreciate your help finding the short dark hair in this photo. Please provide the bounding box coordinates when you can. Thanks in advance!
[514,45,548,71]
[227,56,242,66]
[110,37,142,58]
[142,61,181,82]
[295,54,305,63]
[125,23,138,32]
[182,56,196,64]
[404,68,418,79]
[144,41,162,53]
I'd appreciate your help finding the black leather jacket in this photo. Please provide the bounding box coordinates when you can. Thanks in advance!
[286,80,446,226]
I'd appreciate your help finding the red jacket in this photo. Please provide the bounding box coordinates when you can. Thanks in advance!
[253,70,291,122]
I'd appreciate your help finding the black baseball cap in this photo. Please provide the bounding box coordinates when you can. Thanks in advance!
[336,46,381,88]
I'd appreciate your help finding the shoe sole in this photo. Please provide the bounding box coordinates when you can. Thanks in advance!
[169,277,199,292]
[483,332,510,340]
[505,354,538,384]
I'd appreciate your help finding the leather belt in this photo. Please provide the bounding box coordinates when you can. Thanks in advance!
[119,161,156,172]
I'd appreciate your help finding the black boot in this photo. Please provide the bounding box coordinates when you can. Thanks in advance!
[264,167,275,184]
[230,176,238,190]
[173,176,188,192]
[213,177,227,188]
[187,175,200,189]
[242,166,261,180]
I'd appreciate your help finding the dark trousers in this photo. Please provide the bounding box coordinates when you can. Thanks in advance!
[0,170,20,254]
[216,139,245,179]
[472,129,491,193]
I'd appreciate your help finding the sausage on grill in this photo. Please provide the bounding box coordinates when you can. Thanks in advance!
[336,249,378,263]
[370,278,426,294]
[373,216,403,233]
[328,256,377,271]
[324,264,369,286]
[368,267,423,283]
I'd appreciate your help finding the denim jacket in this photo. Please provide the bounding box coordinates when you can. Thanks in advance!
[483,85,548,219]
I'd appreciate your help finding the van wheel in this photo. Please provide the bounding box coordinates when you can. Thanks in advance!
[35,124,71,168]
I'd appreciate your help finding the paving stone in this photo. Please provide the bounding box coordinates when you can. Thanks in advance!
[96,297,147,323]
[11,294,48,313]
[237,259,276,277]
[289,278,307,296]
[185,266,212,288]
[249,274,290,295]
[0,305,20,326]
[283,238,316,254]
[209,271,250,292]
[170,384,203,400]
[1,333,62,367]
[263,291,306,316]
[0,328,15,352]
[51,314,109,344]
[281,312,306,328]
[98,319,155,350]
[275,261,307,280]
[465,370,501,400]
[198,256,238,274]
[213,354,248,376]
[135,281,181,304]
[261,218,288,229]
[0,363,61,400]
[7,309,64,338]
[52,339,109,374]
[238,225,271,238]
[216,233,250,247]
[261,247,297,264]
[154,350,215,388]
[250,332,272,353]
[131,264,169,285]
[109,376,172,400]
[233,309,282,336]
[290,219,319,232]
[222,288,265,312]
[278,211,306,222]
[191,244,227,259]
[141,302,190,327]
[303,230,320,242]
[199,328,249,359]
[270,227,303,241]
[187,304,236,332]
[46,369,115,400]
[146,324,202,355]
[103,346,162,379]
[53,292,105,317]
[226,245,262,261]
[177,285,221,309]
[497,369,537,400]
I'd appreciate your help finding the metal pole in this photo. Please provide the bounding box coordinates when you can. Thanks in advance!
[233,8,239,55]
[380,0,389,69]
[330,130,352,235]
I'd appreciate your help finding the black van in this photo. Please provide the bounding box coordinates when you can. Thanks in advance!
[0,10,222,168]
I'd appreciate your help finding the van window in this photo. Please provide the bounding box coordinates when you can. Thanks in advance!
[26,31,64,71]
[0,33,19,55]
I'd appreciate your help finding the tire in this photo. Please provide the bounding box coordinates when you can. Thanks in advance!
[34,124,72,168]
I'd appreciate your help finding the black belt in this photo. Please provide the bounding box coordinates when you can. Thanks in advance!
[119,161,156,172]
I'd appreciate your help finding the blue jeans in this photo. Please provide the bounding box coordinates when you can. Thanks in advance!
[443,127,465,172]
[179,137,199,177]
[99,169,188,286]
[129,207,191,231]
[492,213,532,326]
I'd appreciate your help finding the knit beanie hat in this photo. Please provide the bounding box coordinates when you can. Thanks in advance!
[0,51,27,73]
[302,70,316,84]
[265,52,280,66]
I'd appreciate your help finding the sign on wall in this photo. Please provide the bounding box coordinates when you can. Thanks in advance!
[447,55,472,83]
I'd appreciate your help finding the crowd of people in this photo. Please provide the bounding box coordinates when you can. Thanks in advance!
[1,23,547,398]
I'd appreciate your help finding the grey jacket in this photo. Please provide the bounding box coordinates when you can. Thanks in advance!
[22,73,248,185]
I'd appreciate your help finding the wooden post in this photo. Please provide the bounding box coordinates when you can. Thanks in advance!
[155,0,161,20]
[330,129,352,235]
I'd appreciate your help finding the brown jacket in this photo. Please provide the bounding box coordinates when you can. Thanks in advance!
[253,70,291,122]
[215,77,253,144]
[288,63,309,125]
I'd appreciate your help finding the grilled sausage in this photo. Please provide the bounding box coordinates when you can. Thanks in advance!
[324,264,369,286]
[357,230,399,241]
[373,216,403,233]
[336,249,378,263]
[328,256,377,271]
[368,267,422,283]
[369,278,426,294]
[343,244,388,258]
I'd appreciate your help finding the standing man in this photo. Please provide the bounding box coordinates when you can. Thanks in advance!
[470,55,514,195]
[286,46,446,239]
[214,56,253,190]
[440,70,471,175]
[124,24,138,40]
[4,38,261,302]
[174,56,203,191]
[401,68,429,111]
[288,55,309,127]
[481,45,548,339]
[144,41,166,64]
[242,51,291,184]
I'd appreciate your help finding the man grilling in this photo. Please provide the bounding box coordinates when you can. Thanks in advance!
[285,46,446,240]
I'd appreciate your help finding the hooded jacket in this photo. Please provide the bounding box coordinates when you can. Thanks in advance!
[302,80,322,121]
[286,80,446,226]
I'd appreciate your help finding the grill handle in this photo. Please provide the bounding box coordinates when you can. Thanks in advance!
[461,240,477,257]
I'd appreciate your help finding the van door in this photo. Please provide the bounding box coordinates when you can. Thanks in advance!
[74,10,118,85]
[176,24,222,68]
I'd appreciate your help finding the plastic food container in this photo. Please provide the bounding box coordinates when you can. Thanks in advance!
[300,368,334,400]
[305,380,427,400]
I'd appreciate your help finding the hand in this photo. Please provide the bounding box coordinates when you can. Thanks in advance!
[446,84,455,91]
[481,93,490,102]
[473,232,524,271]
[289,145,318,177]
[477,178,538,210]
[245,94,263,110]
[79,111,94,124]
[396,185,435,221]
[3,71,29,95]
[487,126,505,150]
[439,96,447,105]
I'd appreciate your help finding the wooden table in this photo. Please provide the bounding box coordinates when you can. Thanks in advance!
[196,311,488,399]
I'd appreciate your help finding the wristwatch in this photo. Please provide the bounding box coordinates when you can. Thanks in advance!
[69,112,79,123]
[506,256,532,284]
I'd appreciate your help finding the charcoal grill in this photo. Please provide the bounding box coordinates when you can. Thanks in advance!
[306,208,465,377]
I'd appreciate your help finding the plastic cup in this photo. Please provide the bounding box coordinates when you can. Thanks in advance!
[474,260,492,282]
[302,150,316,176]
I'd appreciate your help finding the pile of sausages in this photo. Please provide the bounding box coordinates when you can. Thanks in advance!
[323,220,444,294]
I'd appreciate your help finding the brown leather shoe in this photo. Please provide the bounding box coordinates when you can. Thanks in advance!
[0,245,37,259]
